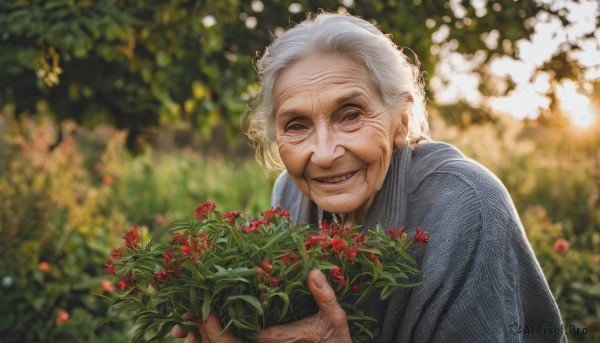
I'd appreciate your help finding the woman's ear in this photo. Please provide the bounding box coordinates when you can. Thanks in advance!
[393,112,409,149]
[393,93,413,149]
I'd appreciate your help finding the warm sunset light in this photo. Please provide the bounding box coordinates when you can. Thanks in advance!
[569,106,596,129]
[557,81,597,129]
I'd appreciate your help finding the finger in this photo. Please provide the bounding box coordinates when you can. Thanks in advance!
[200,313,246,342]
[182,312,195,320]
[197,320,209,342]
[187,330,199,343]
[171,324,187,339]
[307,269,341,317]
[203,313,224,338]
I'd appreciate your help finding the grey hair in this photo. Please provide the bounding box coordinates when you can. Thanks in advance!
[244,12,428,171]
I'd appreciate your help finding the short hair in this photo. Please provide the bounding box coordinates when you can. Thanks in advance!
[244,12,428,171]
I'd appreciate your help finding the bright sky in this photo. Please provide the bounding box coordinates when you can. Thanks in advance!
[430,0,600,128]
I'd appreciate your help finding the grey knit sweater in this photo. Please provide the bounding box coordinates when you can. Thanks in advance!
[271,141,565,342]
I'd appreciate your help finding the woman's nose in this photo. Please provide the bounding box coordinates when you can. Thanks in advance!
[310,127,344,167]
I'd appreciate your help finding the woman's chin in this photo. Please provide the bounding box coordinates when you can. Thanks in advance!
[315,198,359,217]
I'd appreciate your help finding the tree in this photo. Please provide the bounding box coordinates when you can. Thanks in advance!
[1,0,598,147]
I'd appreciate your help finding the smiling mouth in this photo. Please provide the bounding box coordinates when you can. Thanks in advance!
[315,171,357,184]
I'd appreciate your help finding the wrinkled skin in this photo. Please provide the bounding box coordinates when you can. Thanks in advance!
[274,53,406,227]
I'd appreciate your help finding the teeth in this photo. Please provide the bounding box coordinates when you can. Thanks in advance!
[323,172,354,184]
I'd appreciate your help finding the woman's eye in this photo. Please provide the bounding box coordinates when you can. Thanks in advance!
[285,122,307,131]
[344,111,361,121]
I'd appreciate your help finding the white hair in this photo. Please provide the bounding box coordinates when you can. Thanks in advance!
[245,12,428,170]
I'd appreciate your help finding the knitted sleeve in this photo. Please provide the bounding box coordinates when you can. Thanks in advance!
[384,159,564,343]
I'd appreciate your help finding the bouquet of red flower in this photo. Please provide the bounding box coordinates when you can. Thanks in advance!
[102,201,428,342]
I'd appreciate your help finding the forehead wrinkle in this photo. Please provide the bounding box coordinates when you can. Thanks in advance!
[275,60,370,96]
[274,56,380,118]
[277,86,374,120]
[276,72,363,100]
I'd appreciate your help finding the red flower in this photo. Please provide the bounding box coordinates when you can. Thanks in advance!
[123,226,140,251]
[261,260,273,274]
[243,220,263,233]
[153,270,170,283]
[111,247,122,260]
[368,252,378,261]
[162,249,175,262]
[413,228,429,246]
[330,237,348,254]
[388,226,404,240]
[38,261,50,273]
[195,231,211,252]
[102,175,114,186]
[554,239,569,254]
[346,247,358,259]
[195,200,216,220]
[280,209,291,217]
[304,235,320,249]
[320,220,347,236]
[169,233,189,245]
[221,211,241,225]
[271,277,280,287]
[181,245,196,261]
[330,266,345,286]
[262,208,278,225]
[118,273,134,290]
[162,248,184,275]
[104,259,116,275]
[281,251,299,266]
[352,284,359,293]
[55,309,69,326]
[350,233,366,246]
[101,279,115,293]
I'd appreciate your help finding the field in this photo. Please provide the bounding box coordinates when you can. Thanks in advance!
[1,108,599,341]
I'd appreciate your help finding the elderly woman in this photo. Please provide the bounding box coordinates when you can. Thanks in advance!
[174,12,564,342]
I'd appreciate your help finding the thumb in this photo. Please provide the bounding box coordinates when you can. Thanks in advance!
[307,269,340,317]
[203,313,224,337]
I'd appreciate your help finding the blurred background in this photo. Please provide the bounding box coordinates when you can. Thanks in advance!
[0,0,598,341]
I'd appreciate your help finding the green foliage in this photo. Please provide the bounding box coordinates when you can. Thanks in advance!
[111,147,274,228]
[0,108,274,342]
[1,91,598,341]
[0,107,131,342]
[104,207,424,342]
[0,0,584,148]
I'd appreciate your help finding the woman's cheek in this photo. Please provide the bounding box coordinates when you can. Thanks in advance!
[278,142,306,176]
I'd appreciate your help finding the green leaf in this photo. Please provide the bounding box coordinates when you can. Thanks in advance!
[223,295,263,315]
[268,292,290,321]
[201,289,211,320]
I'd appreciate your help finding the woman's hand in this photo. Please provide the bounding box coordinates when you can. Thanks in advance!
[171,269,351,343]
[254,269,352,343]
[171,312,244,343]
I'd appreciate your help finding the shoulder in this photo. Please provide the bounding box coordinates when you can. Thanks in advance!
[409,141,512,209]
[270,171,315,223]
[271,171,298,204]
[405,141,520,247]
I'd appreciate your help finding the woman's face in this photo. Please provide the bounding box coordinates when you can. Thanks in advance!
[274,53,407,224]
